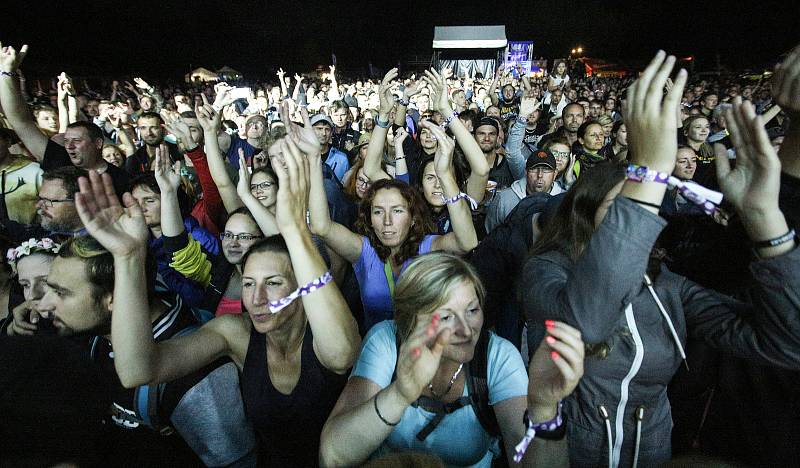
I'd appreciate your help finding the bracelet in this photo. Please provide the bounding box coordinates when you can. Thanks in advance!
[375,116,391,129]
[625,163,669,184]
[374,392,399,426]
[752,229,796,249]
[442,192,478,210]
[0,71,18,78]
[442,111,459,127]
[268,270,333,313]
[399,97,410,106]
[394,156,406,161]
[513,402,565,463]
[625,197,662,210]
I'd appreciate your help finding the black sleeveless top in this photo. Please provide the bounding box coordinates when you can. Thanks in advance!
[241,325,346,467]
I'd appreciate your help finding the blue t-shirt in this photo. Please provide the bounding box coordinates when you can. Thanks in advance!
[226,136,260,169]
[353,236,437,333]
[352,321,528,467]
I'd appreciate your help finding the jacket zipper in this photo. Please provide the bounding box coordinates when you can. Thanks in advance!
[611,303,645,468]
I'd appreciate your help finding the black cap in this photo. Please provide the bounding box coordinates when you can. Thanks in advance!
[526,149,557,171]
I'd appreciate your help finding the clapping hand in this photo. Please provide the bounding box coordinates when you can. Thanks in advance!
[75,171,149,258]
[272,137,311,236]
[422,120,455,180]
[394,314,452,404]
[519,93,540,119]
[162,111,198,151]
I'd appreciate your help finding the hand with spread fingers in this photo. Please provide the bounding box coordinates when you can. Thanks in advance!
[153,145,182,194]
[622,51,687,173]
[75,171,149,258]
[280,100,321,157]
[394,314,453,404]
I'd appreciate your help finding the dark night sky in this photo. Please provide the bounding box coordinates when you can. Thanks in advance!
[2,0,798,80]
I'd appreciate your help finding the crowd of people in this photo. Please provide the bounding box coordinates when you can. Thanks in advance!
[0,38,799,468]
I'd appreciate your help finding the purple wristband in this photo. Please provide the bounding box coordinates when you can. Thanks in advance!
[626,163,669,184]
[513,402,564,462]
[442,192,478,210]
[268,271,333,313]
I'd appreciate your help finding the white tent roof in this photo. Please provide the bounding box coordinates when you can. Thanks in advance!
[432,26,507,49]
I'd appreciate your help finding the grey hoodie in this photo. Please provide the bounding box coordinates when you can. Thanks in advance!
[523,197,800,467]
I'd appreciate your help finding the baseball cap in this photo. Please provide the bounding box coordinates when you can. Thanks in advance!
[475,116,500,134]
[526,149,557,171]
[310,114,334,128]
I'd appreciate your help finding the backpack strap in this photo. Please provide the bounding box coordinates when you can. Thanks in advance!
[467,328,501,438]
[392,327,500,440]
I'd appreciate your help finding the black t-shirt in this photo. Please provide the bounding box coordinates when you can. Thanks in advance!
[43,140,130,198]
[125,142,182,177]
[499,96,521,121]
[488,153,515,190]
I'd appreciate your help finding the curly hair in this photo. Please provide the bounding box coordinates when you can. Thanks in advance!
[353,179,434,264]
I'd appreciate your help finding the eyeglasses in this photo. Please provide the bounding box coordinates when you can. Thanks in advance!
[250,181,274,191]
[356,176,371,187]
[551,150,570,161]
[220,232,263,242]
[37,197,74,207]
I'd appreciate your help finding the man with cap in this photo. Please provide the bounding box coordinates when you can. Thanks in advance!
[475,116,515,191]
[484,148,563,233]
[311,113,351,182]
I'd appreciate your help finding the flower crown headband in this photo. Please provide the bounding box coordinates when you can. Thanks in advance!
[6,238,61,274]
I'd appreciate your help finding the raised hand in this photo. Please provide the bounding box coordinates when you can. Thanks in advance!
[281,100,321,156]
[773,43,800,115]
[422,69,452,114]
[519,94,540,118]
[162,111,198,150]
[212,82,235,108]
[124,81,138,94]
[527,321,584,412]
[276,68,286,79]
[0,42,28,73]
[153,145,181,194]
[236,150,255,201]
[394,314,452,404]
[402,79,423,100]
[294,73,304,83]
[394,126,409,146]
[273,137,311,236]
[133,77,151,90]
[378,68,399,115]
[56,72,75,101]
[622,51,687,173]
[423,120,455,178]
[75,171,149,258]
[715,98,781,217]
[195,94,221,132]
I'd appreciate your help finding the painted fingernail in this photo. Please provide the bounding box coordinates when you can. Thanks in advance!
[545,320,555,329]
[551,351,560,360]
[412,347,421,358]
[546,336,556,345]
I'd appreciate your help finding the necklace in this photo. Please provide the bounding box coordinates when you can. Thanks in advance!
[427,363,464,400]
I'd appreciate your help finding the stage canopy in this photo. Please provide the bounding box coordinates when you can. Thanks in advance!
[432,26,507,78]
[185,67,219,83]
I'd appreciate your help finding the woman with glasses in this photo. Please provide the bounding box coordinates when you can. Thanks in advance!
[542,137,577,192]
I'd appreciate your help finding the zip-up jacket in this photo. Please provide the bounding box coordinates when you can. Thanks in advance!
[522,197,800,467]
